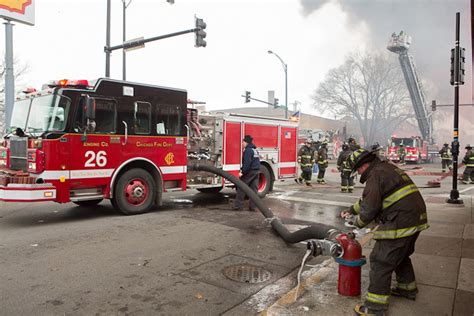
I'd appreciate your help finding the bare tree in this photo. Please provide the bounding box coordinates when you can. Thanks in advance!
[0,57,29,132]
[312,52,412,146]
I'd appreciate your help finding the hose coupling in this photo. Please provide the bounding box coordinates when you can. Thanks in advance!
[307,239,343,258]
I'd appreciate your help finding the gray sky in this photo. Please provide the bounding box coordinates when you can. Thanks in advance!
[0,0,471,117]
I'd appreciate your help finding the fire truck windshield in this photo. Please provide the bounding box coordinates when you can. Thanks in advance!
[391,137,416,147]
[10,94,71,135]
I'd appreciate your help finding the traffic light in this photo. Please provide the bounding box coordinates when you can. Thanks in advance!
[245,91,251,103]
[195,17,207,48]
[450,47,466,85]
[431,100,436,111]
[274,98,279,108]
[459,47,465,85]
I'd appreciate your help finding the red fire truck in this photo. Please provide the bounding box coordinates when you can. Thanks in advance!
[0,79,298,215]
[387,136,428,163]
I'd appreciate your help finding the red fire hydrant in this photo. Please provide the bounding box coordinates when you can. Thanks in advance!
[335,232,366,296]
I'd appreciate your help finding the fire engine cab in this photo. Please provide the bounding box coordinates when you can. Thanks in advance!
[387,136,428,163]
[0,79,298,215]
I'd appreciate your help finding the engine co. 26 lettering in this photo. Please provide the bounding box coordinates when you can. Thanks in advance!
[84,151,107,167]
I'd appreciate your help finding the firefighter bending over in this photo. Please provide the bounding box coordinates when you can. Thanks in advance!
[296,139,315,186]
[316,140,329,184]
[336,143,354,193]
[341,148,429,316]
[439,143,453,172]
[462,144,474,184]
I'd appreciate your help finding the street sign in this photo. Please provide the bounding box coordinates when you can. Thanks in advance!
[123,37,145,52]
[0,0,35,26]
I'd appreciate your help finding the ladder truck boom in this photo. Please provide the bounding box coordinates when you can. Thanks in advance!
[387,31,434,144]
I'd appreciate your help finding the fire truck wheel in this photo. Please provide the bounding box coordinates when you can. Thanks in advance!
[113,168,156,215]
[73,199,103,207]
[197,187,223,194]
[257,166,272,198]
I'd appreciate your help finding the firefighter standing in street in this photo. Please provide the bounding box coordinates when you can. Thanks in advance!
[341,148,429,316]
[296,139,315,186]
[462,144,474,184]
[439,143,453,173]
[336,143,354,192]
[316,140,329,184]
[233,135,260,211]
[398,144,406,165]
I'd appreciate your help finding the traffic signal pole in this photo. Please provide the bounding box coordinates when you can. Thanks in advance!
[448,12,463,205]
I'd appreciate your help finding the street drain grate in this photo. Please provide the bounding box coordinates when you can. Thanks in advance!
[222,264,272,284]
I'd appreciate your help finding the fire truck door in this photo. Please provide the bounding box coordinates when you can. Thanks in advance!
[69,98,120,192]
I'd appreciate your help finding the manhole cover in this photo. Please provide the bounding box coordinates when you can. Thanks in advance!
[222,264,272,284]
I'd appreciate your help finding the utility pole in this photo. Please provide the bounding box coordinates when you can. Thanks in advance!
[4,21,14,132]
[447,12,464,205]
[105,0,111,77]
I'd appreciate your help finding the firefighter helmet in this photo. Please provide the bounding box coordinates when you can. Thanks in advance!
[347,148,376,171]
[444,143,449,147]
[342,143,349,150]
[466,144,473,149]
[321,140,328,145]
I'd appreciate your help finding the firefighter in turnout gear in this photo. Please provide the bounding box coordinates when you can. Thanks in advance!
[398,144,406,165]
[348,137,361,151]
[337,143,354,192]
[462,144,474,184]
[341,149,428,316]
[439,143,453,172]
[316,140,329,184]
[296,139,316,186]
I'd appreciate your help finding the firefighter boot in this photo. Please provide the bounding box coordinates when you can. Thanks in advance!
[305,181,312,187]
[354,304,386,316]
[391,287,417,301]
[348,186,354,193]
[341,186,348,193]
[295,178,303,184]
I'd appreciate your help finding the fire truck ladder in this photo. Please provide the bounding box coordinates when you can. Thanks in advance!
[387,31,433,144]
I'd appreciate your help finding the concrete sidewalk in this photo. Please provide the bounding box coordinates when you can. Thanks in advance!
[232,186,474,315]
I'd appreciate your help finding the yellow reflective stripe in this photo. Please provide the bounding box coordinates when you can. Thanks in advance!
[355,215,365,227]
[366,292,389,305]
[301,164,312,167]
[397,281,417,291]
[373,223,430,239]
[353,199,361,214]
[382,184,419,210]
[301,155,312,158]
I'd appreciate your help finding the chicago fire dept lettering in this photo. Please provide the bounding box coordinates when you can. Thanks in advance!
[165,152,175,165]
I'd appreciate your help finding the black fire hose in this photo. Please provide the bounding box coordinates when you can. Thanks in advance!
[188,163,339,243]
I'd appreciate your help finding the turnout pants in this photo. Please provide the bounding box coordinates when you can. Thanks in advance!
[317,164,326,182]
[463,167,474,183]
[365,232,420,311]
[441,159,452,172]
[234,169,259,210]
[341,171,354,192]
[299,166,313,183]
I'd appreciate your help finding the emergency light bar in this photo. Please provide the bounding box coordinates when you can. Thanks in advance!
[47,79,90,88]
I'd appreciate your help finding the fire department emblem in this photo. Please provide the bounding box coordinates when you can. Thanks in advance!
[0,0,32,14]
[164,152,175,165]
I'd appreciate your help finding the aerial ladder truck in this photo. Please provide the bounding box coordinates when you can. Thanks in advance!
[387,31,436,163]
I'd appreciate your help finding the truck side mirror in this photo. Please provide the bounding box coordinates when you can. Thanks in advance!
[85,96,96,120]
